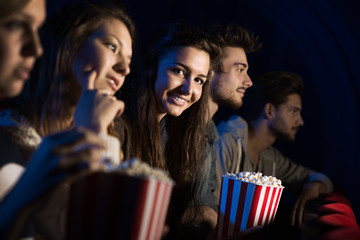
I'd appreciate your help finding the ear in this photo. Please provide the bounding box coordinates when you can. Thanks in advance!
[264,103,275,120]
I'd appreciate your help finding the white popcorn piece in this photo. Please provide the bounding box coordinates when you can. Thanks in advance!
[224,171,283,187]
[115,158,174,183]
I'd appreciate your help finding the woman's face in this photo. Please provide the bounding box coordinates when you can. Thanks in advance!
[0,0,45,98]
[73,18,132,95]
[155,46,210,119]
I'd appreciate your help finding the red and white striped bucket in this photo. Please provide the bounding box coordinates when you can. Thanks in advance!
[67,172,173,240]
[216,176,284,239]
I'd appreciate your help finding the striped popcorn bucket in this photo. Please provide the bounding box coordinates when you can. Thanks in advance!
[216,176,284,239]
[67,172,173,240]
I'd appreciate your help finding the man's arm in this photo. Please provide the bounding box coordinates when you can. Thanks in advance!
[265,146,333,226]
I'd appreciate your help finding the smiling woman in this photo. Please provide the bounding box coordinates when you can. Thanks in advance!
[155,46,210,120]
[120,23,221,238]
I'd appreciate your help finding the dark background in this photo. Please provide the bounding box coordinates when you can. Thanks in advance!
[49,0,360,221]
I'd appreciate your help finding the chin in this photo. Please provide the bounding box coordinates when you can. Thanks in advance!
[168,111,183,117]
[6,86,24,98]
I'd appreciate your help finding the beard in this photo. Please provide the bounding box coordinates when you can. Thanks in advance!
[211,88,243,110]
[269,123,297,143]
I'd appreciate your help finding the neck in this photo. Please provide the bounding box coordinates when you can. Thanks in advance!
[247,119,276,163]
[158,113,166,122]
[208,97,219,120]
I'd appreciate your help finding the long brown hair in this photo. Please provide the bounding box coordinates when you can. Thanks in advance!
[121,23,220,233]
[12,2,135,136]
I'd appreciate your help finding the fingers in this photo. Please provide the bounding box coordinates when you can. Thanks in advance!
[291,195,306,227]
[57,146,103,170]
[47,128,105,172]
[84,70,97,91]
[115,100,125,118]
[291,198,300,226]
[51,127,105,155]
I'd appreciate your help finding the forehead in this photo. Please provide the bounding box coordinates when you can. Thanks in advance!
[95,18,133,57]
[222,47,247,64]
[282,93,302,108]
[22,0,46,26]
[161,46,210,72]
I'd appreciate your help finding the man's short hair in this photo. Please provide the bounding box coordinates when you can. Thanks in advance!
[242,71,304,121]
[207,24,261,72]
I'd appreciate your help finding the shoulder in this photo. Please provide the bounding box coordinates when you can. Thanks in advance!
[0,109,41,147]
[217,115,247,136]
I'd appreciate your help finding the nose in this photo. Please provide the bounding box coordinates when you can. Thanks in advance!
[180,76,193,95]
[21,30,43,58]
[114,53,130,76]
[297,115,304,126]
[113,62,130,76]
[244,74,253,88]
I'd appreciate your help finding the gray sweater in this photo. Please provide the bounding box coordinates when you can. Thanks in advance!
[214,115,333,206]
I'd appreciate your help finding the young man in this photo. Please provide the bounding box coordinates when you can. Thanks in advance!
[216,72,333,226]
[190,24,260,235]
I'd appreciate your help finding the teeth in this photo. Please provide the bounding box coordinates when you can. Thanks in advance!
[107,78,115,84]
[173,96,186,103]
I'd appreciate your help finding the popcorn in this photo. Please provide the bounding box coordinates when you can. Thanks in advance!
[67,158,174,240]
[115,158,173,183]
[217,172,284,239]
[223,171,283,187]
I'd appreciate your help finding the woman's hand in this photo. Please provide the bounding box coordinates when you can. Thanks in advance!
[74,71,125,133]
[0,127,105,240]
[19,127,105,200]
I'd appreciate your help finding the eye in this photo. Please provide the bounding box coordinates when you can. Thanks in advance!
[3,20,24,31]
[289,109,298,115]
[237,68,245,73]
[194,77,205,85]
[106,43,117,53]
[172,68,186,76]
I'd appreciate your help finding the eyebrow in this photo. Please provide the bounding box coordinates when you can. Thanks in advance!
[288,106,301,111]
[234,62,247,68]
[175,62,208,79]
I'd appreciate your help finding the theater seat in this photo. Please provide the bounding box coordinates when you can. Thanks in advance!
[321,228,360,240]
[317,214,359,229]
[318,203,356,221]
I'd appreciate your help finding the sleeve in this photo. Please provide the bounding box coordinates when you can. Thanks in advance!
[308,172,334,193]
[215,133,242,174]
[0,131,25,202]
[197,148,217,210]
[268,146,333,194]
[267,146,313,194]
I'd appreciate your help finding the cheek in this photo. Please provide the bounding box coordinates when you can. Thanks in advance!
[193,85,203,102]
[154,72,172,97]
[154,78,165,101]
[76,43,102,72]
[0,37,17,72]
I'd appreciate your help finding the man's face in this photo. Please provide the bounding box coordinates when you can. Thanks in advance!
[210,47,252,109]
[269,93,304,142]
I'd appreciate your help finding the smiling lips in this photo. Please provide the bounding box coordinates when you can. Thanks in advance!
[15,66,32,80]
[170,94,189,106]
[106,75,122,92]
[236,87,246,95]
